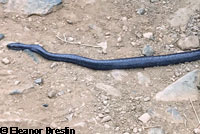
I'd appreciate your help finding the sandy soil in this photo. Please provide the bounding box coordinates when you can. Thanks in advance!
[0,0,200,134]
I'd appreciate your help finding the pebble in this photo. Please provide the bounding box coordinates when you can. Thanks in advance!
[148,128,165,134]
[115,127,120,131]
[57,90,65,96]
[137,8,146,15]
[138,113,151,123]
[150,0,160,3]
[73,122,86,128]
[42,104,48,107]
[97,41,107,54]
[122,25,128,31]
[104,109,110,114]
[133,128,138,133]
[137,72,151,87]
[0,34,4,40]
[34,78,43,85]
[117,36,122,42]
[96,83,121,97]
[178,35,200,50]
[111,70,128,81]
[155,69,200,101]
[143,32,154,39]
[101,115,112,123]
[1,57,10,65]
[166,107,183,123]
[194,128,200,134]
[9,89,23,95]
[48,90,57,98]
[0,0,7,4]
[142,45,154,56]
[144,97,151,102]
[98,113,104,118]
[50,62,58,69]
[14,81,21,85]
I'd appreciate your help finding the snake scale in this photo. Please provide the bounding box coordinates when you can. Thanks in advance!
[7,43,200,70]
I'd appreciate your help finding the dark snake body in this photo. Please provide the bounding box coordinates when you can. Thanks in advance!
[7,43,200,70]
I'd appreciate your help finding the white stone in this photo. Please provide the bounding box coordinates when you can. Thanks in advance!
[111,70,128,81]
[1,57,10,65]
[138,113,151,123]
[178,35,200,50]
[143,32,153,39]
[137,72,151,87]
[96,83,121,97]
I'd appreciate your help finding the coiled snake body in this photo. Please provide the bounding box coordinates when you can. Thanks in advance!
[7,43,200,70]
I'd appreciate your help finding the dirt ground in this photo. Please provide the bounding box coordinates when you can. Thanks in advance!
[0,0,200,134]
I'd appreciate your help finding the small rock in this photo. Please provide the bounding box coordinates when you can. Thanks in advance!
[142,45,154,56]
[48,90,57,98]
[131,42,136,46]
[194,128,200,134]
[104,109,110,114]
[137,8,146,15]
[0,34,4,40]
[5,0,62,16]
[138,128,142,132]
[67,37,74,42]
[42,104,48,107]
[122,25,128,31]
[138,113,151,123]
[98,113,104,118]
[155,69,200,101]
[178,35,200,50]
[104,124,110,129]
[144,97,151,102]
[50,122,58,128]
[103,100,108,106]
[14,81,20,85]
[1,57,10,65]
[137,72,151,87]
[111,70,128,81]
[166,107,183,123]
[115,127,120,131]
[66,20,73,24]
[148,128,165,134]
[96,83,121,97]
[150,0,160,3]
[34,78,43,85]
[0,0,7,4]
[117,36,122,42]
[50,62,58,69]
[133,128,138,133]
[9,89,23,95]
[101,116,112,123]
[143,32,154,39]
[73,122,86,128]
[56,90,65,96]
[97,41,107,54]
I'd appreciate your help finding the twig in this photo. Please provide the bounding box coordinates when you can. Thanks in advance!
[190,98,200,124]
[183,113,188,127]
[56,33,101,48]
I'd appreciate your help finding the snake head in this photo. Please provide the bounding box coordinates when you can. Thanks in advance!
[7,43,26,50]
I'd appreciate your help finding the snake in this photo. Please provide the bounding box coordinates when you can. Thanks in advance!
[7,42,200,70]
